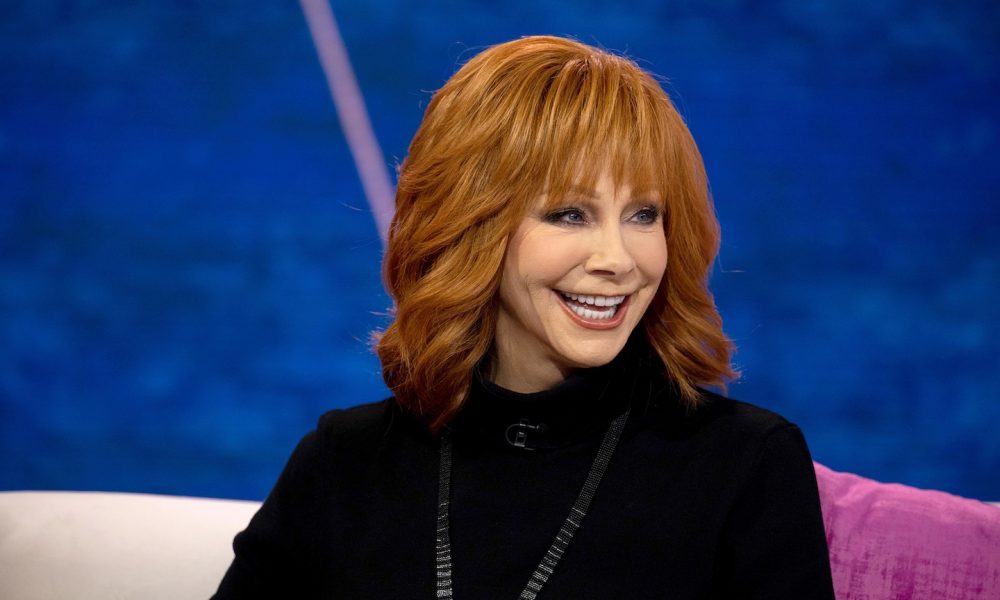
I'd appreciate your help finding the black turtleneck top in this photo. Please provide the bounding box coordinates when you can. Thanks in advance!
[214,349,835,599]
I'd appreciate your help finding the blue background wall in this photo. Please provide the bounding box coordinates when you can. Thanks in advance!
[2,1,998,501]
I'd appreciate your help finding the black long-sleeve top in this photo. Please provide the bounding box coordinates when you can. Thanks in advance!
[215,346,835,599]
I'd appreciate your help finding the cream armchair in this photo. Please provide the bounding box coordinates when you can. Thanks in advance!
[0,491,259,600]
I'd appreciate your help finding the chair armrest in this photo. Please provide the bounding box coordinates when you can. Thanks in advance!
[0,491,260,600]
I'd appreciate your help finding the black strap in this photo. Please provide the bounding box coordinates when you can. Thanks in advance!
[435,422,455,599]
[435,406,631,600]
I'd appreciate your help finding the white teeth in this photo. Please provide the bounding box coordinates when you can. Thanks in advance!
[558,291,628,321]
[571,304,614,320]
[561,291,626,307]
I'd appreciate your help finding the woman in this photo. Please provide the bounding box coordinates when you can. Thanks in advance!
[215,35,834,599]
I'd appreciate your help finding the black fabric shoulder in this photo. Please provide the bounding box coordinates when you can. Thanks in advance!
[316,399,391,440]
[695,388,795,433]
[716,421,836,597]
[647,382,796,446]
[315,397,432,445]
[214,397,422,599]
[309,398,437,473]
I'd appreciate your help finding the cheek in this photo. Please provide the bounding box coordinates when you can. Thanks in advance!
[518,236,583,290]
[498,260,533,319]
[633,233,668,282]
[498,244,561,316]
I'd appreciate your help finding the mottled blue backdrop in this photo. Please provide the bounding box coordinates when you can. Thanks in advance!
[2,1,998,501]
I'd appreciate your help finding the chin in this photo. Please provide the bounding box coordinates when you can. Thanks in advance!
[558,340,630,370]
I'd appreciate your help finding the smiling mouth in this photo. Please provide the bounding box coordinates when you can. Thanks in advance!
[557,291,628,321]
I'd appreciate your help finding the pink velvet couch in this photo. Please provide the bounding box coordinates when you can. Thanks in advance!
[814,463,1000,598]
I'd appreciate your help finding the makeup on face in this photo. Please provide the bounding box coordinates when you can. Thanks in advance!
[491,171,668,392]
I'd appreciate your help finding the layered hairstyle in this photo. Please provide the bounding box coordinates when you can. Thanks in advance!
[377,35,736,432]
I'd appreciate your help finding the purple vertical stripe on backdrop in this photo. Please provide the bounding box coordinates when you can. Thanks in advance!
[300,0,395,245]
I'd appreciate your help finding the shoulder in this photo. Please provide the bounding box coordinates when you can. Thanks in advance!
[644,382,812,474]
[652,382,797,440]
[316,398,392,439]
[686,394,834,594]
[312,397,432,451]
[688,390,818,486]
[694,388,798,438]
[271,398,429,494]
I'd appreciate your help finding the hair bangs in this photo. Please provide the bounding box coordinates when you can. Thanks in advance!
[528,54,675,212]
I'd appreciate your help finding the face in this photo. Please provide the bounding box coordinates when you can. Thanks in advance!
[491,170,668,392]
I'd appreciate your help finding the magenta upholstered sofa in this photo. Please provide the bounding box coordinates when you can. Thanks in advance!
[0,464,998,599]
[815,463,1000,599]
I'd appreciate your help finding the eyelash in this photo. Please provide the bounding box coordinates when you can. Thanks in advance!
[544,208,586,225]
[544,206,662,226]
[633,207,662,225]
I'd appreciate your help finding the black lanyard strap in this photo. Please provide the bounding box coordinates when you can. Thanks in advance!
[435,406,631,600]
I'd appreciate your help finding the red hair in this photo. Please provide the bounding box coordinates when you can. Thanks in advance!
[377,35,736,431]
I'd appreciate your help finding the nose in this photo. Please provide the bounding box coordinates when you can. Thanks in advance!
[584,223,636,278]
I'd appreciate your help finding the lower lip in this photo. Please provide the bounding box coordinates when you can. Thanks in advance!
[555,291,631,330]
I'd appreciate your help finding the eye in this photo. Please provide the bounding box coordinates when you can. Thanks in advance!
[544,207,588,226]
[630,206,662,225]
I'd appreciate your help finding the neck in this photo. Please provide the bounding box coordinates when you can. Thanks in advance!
[486,350,575,393]
[457,358,626,451]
